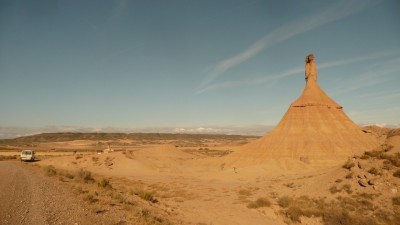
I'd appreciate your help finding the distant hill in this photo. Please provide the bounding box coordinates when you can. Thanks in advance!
[0,132,260,144]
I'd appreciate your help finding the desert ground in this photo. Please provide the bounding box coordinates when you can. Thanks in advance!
[0,130,399,225]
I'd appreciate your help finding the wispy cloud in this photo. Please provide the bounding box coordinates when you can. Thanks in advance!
[197,50,397,93]
[328,59,400,96]
[197,66,304,93]
[198,0,380,92]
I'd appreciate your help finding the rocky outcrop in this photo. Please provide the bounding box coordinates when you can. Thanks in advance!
[225,54,379,168]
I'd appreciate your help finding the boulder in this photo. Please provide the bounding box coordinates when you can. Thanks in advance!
[358,179,368,187]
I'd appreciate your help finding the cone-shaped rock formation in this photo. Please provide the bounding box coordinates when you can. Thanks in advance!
[227,54,379,168]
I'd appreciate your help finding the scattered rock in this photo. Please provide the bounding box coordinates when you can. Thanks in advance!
[358,161,365,169]
[391,188,398,194]
[368,179,376,185]
[358,179,368,187]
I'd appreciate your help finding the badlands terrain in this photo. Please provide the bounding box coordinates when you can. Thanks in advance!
[0,129,399,225]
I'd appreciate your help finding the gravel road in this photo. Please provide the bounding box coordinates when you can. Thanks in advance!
[0,161,99,225]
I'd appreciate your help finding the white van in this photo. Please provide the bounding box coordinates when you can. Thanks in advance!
[20,150,36,161]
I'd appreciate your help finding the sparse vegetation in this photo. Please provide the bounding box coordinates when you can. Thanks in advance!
[329,185,340,194]
[361,150,400,167]
[393,196,400,206]
[277,194,394,225]
[284,182,295,188]
[238,189,252,196]
[247,197,271,208]
[111,193,131,204]
[393,169,400,178]
[138,191,158,203]
[368,167,381,175]
[43,165,57,176]
[0,155,17,161]
[342,160,355,170]
[83,194,98,203]
[97,178,112,189]
[277,196,292,208]
[130,189,158,203]
[329,184,352,194]
[345,172,353,179]
[78,169,95,183]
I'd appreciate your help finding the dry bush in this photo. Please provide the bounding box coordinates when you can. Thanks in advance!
[342,160,355,170]
[83,194,98,203]
[0,155,17,161]
[382,160,393,170]
[329,184,352,194]
[78,169,95,183]
[383,153,400,167]
[238,189,252,196]
[393,196,400,206]
[131,189,158,203]
[43,165,57,176]
[284,182,295,188]
[138,191,158,203]
[387,128,400,138]
[345,172,353,179]
[342,184,353,194]
[247,197,271,208]
[277,194,388,225]
[329,185,341,194]
[367,167,381,176]
[64,172,74,179]
[74,186,89,194]
[112,193,132,205]
[97,178,112,189]
[393,169,400,178]
[277,196,292,208]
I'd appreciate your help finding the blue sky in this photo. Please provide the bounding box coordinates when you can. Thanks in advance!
[0,0,399,137]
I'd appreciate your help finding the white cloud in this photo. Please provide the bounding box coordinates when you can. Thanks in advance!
[198,0,380,92]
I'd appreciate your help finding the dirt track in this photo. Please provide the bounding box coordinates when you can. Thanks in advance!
[0,161,98,225]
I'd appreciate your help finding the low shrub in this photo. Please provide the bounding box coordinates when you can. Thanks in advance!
[368,167,381,175]
[393,169,400,178]
[342,184,353,194]
[277,196,292,208]
[78,169,95,183]
[138,191,158,203]
[329,185,340,194]
[97,178,112,189]
[0,155,17,161]
[342,161,355,170]
[83,194,98,203]
[43,165,57,176]
[393,196,400,206]
[383,153,400,167]
[64,172,74,179]
[279,195,382,225]
[345,172,353,179]
[238,189,252,196]
[247,197,271,208]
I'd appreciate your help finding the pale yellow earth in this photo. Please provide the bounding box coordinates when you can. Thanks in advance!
[2,132,388,225]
